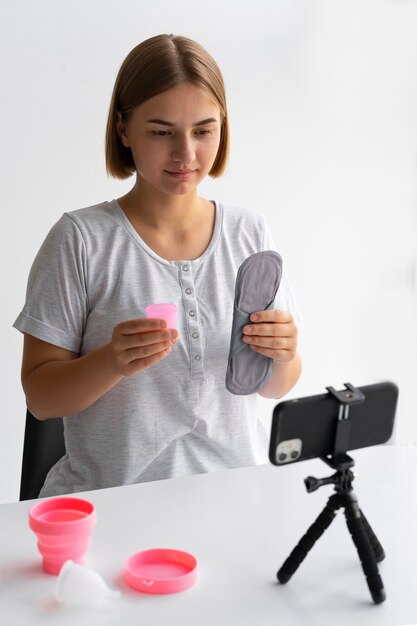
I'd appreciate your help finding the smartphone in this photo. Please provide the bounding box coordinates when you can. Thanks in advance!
[269,382,399,466]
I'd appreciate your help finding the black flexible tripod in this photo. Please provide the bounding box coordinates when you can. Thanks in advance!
[277,384,386,604]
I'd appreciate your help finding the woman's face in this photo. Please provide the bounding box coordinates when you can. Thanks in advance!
[117,83,222,197]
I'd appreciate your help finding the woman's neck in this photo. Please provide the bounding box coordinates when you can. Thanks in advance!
[117,181,209,235]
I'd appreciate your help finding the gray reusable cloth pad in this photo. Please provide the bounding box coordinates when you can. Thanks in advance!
[225,251,283,395]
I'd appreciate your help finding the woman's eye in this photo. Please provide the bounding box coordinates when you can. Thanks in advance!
[150,129,213,137]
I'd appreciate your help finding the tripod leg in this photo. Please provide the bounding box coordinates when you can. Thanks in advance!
[343,496,386,604]
[277,494,341,583]
[359,509,385,563]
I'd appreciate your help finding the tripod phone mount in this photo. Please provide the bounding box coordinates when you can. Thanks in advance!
[276,383,387,604]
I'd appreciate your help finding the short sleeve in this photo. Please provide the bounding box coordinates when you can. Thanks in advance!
[13,214,88,352]
[262,217,302,324]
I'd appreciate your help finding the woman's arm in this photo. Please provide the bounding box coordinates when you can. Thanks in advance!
[22,319,179,420]
[22,335,123,420]
[257,352,302,399]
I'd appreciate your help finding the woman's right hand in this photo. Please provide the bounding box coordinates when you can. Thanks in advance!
[107,318,179,377]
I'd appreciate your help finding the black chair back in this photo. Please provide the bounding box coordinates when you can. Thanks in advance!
[20,409,65,501]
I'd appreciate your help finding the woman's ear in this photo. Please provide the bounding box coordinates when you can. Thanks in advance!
[116,111,130,147]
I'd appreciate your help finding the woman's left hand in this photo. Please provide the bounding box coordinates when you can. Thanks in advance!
[242,309,298,363]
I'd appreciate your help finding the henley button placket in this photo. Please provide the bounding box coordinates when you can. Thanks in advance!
[179,262,203,378]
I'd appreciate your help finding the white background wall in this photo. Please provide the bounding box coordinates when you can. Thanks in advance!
[1,0,416,504]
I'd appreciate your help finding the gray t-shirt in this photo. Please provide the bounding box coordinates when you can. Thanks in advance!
[14,199,300,496]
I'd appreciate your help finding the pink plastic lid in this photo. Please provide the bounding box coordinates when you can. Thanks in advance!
[124,548,198,594]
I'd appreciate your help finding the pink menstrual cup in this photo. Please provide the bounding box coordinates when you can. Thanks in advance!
[29,497,97,575]
[145,303,177,329]
[124,548,198,594]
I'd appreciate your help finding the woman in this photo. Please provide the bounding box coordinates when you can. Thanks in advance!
[14,34,301,496]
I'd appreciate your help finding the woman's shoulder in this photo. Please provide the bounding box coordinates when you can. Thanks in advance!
[65,199,117,226]
[47,199,121,242]
[40,200,119,250]
[218,201,267,240]
[218,201,266,226]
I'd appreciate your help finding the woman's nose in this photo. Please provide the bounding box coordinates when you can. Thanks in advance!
[172,134,195,164]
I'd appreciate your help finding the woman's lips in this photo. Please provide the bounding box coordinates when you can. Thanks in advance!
[165,170,196,180]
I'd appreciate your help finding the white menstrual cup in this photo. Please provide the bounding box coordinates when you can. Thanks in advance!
[146,303,177,329]
[55,560,120,607]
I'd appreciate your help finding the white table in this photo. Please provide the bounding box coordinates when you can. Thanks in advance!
[1,445,416,626]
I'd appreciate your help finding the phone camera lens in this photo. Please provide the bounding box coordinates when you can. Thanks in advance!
[278,453,287,462]
[290,450,299,459]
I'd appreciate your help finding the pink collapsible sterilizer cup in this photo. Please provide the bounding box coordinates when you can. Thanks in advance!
[145,303,177,329]
[29,497,97,575]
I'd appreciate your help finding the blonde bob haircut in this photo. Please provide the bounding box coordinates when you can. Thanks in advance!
[105,34,229,179]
